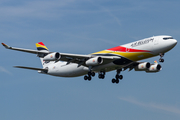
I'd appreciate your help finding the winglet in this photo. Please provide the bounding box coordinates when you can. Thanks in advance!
[1,43,10,49]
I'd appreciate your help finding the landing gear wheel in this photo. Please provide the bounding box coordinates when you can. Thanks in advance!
[159,53,165,63]
[159,58,164,63]
[116,79,119,84]
[84,76,88,80]
[115,74,123,80]
[116,74,119,79]
[98,74,102,79]
[87,76,92,81]
[91,72,95,77]
[102,75,105,79]
[112,78,116,83]
[119,75,123,80]
[98,73,105,79]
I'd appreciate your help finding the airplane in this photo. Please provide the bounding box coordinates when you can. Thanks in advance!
[1,35,177,84]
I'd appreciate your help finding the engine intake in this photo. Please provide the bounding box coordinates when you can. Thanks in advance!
[43,52,61,61]
[86,57,103,66]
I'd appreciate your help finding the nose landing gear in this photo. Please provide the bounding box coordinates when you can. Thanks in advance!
[159,53,165,63]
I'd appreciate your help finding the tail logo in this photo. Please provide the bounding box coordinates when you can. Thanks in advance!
[36,42,49,51]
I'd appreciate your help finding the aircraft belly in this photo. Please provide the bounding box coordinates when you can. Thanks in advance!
[47,62,124,77]
[91,62,124,72]
[47,63,88,77]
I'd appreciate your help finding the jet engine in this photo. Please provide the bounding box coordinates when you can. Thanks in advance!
[86,56,103,66]
[43,52,61,61]
[146,64,162,73]
[134,62,151,71]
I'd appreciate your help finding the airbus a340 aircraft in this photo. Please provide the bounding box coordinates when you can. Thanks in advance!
[2,35,177,84]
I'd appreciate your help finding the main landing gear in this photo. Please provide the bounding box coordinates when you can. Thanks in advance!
[84,71,95,81]
[84,71,106,81]
[83,69,124,84]
[159,53,165,63]
[98,71,105,79]
[112,69,123,84]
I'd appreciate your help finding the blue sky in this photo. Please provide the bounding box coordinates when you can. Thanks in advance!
[0,0,180,120]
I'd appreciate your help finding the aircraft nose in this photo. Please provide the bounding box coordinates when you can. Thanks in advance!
[170,39,177,48]
[173,39,177,46]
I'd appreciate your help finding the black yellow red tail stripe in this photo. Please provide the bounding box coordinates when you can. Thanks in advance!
[36,42,49,51]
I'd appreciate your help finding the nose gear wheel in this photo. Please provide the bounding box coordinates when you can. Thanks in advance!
[159,53,165,63]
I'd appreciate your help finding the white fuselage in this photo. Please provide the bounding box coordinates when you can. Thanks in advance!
[45,35,177,77]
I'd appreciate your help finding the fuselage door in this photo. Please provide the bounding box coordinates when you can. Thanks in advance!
[154,37,159,45]
[126,47,130,52]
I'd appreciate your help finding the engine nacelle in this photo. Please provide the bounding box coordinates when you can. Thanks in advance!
[146,64,162,73]
[43,52,61,61]
[86,57,103,66]
[134,62,150,71]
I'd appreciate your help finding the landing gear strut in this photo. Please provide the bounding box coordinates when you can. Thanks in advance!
[159,53,164,63]
[112,69,123,84]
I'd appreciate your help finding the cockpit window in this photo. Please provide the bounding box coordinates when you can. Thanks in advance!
[163,37,173,40]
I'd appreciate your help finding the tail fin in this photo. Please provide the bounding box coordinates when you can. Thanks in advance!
[36,42,49,51]
[36,42,52,68]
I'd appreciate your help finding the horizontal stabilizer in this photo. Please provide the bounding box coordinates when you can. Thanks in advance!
[14,66,48,72]
[2,43,10,48]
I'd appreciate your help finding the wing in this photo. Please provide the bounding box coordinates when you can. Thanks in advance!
[2,43,120,66]
[123,62,139,71]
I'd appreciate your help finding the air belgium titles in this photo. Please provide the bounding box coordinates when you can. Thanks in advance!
[131,38,154,47]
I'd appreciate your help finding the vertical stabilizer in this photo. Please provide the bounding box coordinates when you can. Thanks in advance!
[36,42,52,68]
[36,42,49,51]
